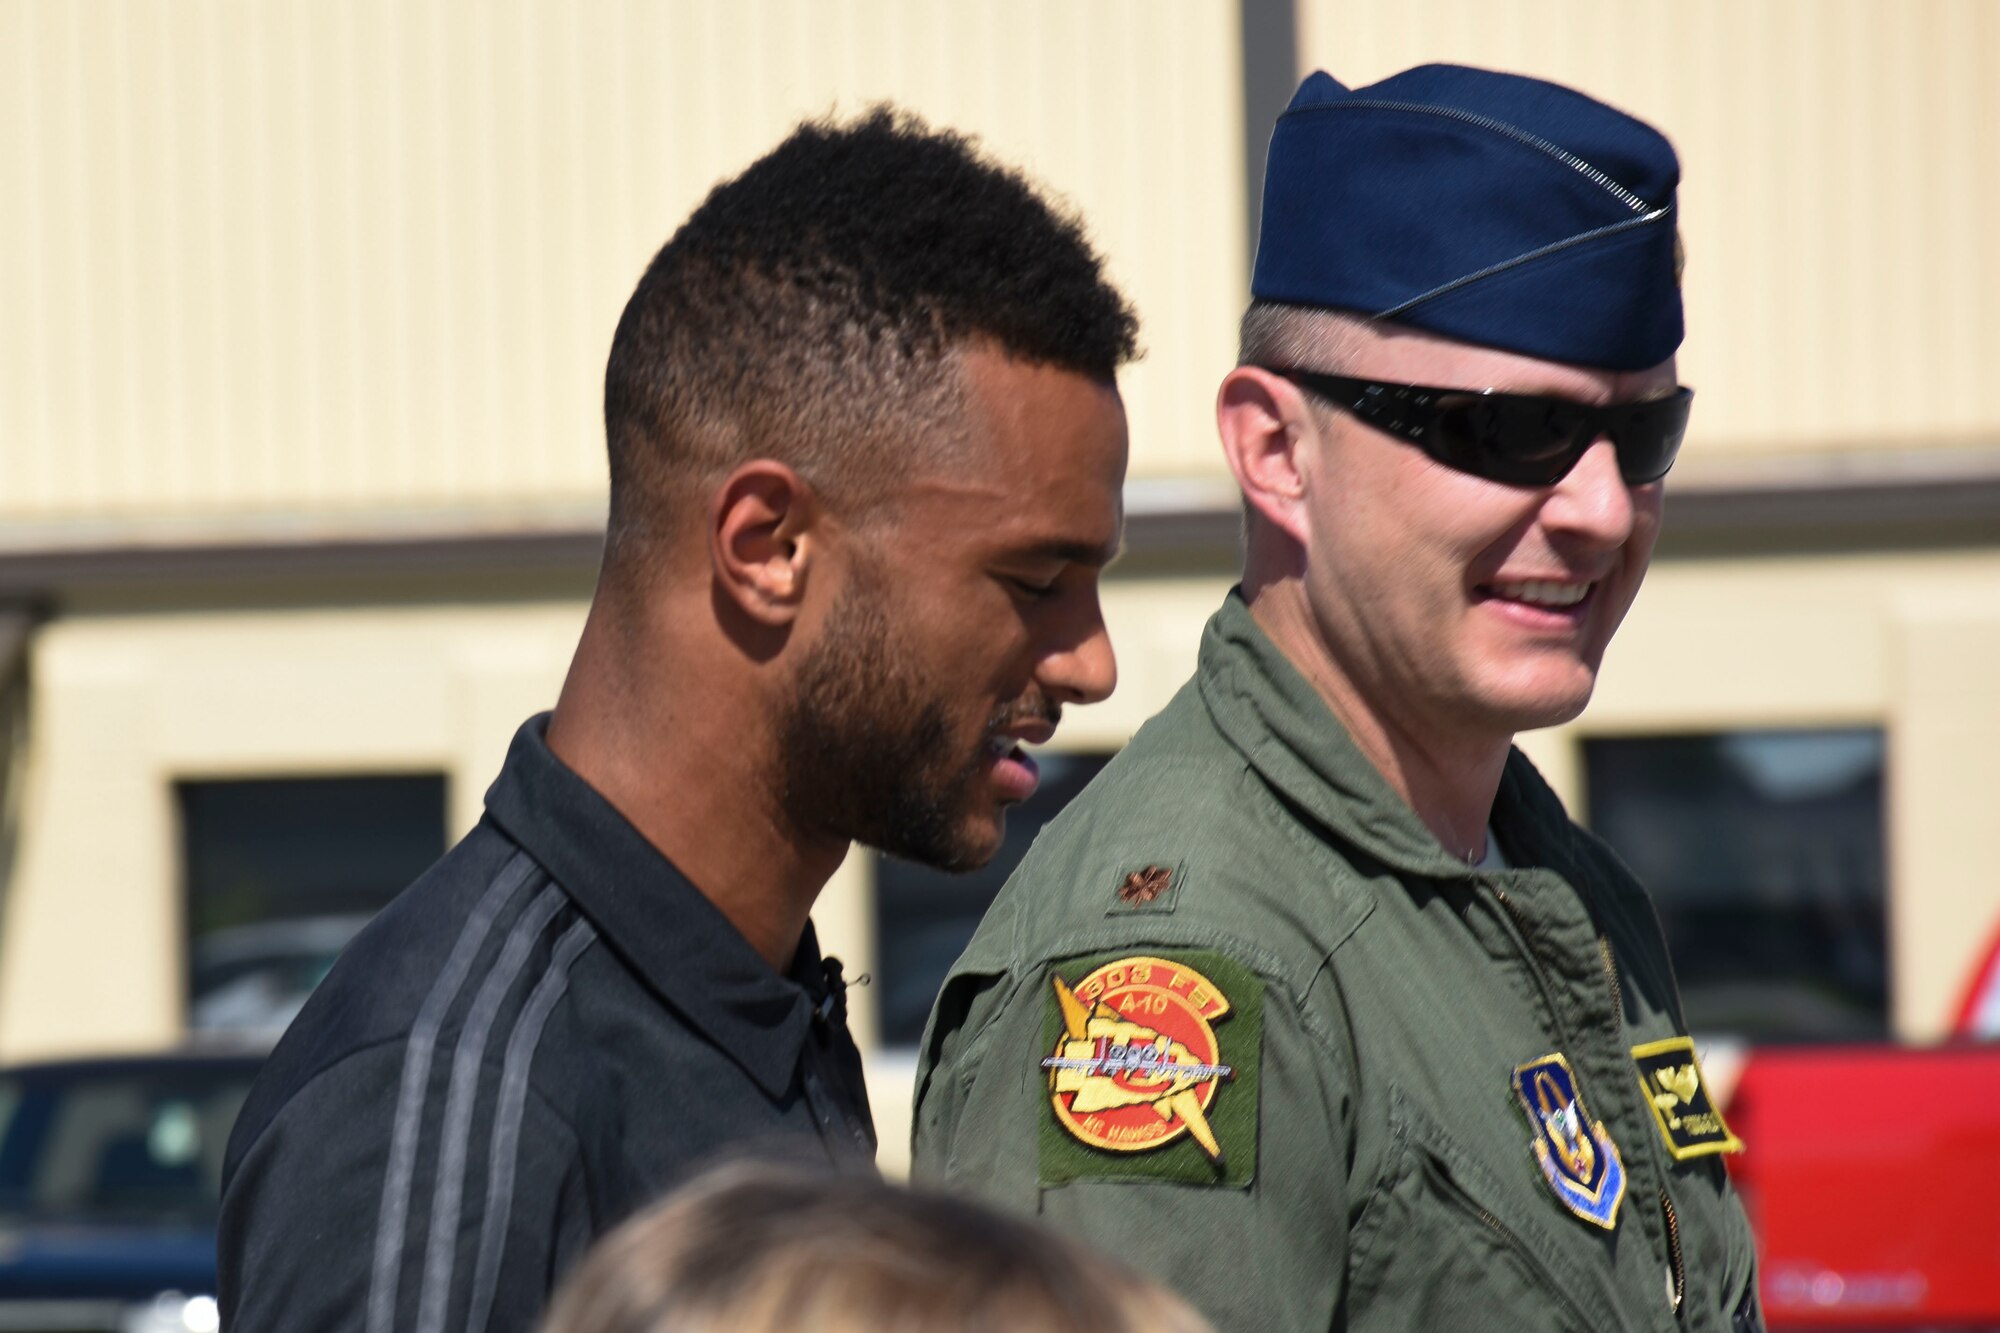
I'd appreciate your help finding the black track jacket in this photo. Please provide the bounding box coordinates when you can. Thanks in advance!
[219,715,875,1333]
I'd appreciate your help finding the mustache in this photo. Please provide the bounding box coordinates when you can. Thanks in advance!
[985,693,1062,737]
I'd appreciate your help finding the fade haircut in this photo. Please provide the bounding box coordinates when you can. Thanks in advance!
[1234,301,1369,537]
[602,108,1139,572]
[1237,299,1365,373]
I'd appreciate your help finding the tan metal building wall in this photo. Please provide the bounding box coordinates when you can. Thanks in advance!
[0,0,1246,536]
[1299,0,2000,468]
[8,1,1999,538]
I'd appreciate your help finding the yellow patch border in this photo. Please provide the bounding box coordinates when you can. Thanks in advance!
[1631,1035,1744,1160]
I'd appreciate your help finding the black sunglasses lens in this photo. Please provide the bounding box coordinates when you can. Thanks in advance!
[1289,369,1692,487]
[1443,393,1691,485]
[1432,396,1584,485]
[1609,395,1690,482]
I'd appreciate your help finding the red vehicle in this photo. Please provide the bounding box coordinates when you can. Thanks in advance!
[1718,930,2000,1329]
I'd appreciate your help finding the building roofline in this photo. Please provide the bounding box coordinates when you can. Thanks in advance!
[5,453,2000,598]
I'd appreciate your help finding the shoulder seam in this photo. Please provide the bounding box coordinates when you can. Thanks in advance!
[228,1033,415,1169]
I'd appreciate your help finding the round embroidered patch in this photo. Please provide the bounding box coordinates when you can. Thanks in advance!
[1041,956,1235,1162]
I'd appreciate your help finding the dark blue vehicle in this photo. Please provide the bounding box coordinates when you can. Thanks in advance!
[0,1051,262,1332]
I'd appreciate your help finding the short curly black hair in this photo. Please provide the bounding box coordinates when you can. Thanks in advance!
[601,107,1139,567]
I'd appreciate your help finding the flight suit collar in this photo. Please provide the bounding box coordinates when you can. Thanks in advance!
[482,713,825,1100]
[1196,589,1580,879]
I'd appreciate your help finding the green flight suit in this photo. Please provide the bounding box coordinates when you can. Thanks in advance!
[913,591,1763,1333]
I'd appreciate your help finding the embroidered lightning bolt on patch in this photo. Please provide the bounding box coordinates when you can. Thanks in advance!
[1036,951,1263,1189]
[1043,962,1232,1163]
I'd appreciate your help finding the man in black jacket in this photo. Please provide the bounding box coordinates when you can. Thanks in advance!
[220,108,1138,1333]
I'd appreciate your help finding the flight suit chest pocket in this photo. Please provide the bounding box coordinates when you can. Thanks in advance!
[1344,1103,1620,1333]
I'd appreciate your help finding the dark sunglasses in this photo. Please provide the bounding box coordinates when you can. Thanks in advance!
[1263,366,1693,486]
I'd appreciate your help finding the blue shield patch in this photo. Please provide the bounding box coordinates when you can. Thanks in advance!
[1511,1052,1626,1230]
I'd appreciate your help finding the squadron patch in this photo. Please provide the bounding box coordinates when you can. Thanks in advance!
[1631,1036,1744,1160]
[1038,951,1261,1188]
[1511,1052,1627,1230]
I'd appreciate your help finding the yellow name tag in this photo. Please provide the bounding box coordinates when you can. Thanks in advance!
[1631,1036,1744,1160]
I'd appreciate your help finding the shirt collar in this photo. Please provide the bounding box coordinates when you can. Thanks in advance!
[482,714,824,1098]
[1196,588,1578,878]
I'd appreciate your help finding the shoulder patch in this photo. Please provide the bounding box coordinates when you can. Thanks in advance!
[1512,1051,1626,1230]
[1631,1036,1744,1159]
[1105,860,1183,915]
[1038,950,1261,1189]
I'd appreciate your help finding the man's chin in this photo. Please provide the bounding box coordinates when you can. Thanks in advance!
[931,811,1009,874]
[1461,662,1602,735]
[862,807,1007,875]
[1493,681,1598,734]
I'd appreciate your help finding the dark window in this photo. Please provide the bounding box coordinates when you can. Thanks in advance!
[180,775,447,1035]
[872,752,1114,1047]
[0,1057,261,1226]
[1583,730,1887,1043]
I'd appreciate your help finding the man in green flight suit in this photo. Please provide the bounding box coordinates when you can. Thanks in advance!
[913,64,1765,1333]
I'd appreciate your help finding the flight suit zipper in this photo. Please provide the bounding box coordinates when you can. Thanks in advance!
[1597,925,1688,1320]
[1492,885,1685,1324]
[1662,1189,1687,1316]
[1599,936,1625,1024]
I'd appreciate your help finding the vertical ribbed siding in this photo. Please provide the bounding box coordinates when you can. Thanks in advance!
[14,2,1989,525]
[0,0,1244,526]
[1297,0,2000,458]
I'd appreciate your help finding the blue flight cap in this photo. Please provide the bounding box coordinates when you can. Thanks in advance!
[1253,65,1683,370]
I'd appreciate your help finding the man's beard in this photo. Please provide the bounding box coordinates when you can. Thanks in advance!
[778,575,1008,872]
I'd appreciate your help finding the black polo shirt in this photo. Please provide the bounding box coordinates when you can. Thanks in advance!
[219,715,875,1333]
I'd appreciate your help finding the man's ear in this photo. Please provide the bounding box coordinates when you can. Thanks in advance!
[709,461,819,627]
[1216,367,1315,546]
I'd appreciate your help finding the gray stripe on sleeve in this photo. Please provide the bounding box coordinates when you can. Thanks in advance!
[366,850,540,1333]
[413,885,567,1333]
[461,915,599,1333]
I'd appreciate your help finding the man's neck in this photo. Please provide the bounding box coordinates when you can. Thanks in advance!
[1248,589,1510,864]
[544,608,844,973]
